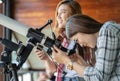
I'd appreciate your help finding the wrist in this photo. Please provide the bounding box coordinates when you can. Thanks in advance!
[64,57,71,64]
[66,60,75,70]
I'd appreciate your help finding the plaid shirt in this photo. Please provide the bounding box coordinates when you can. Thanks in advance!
[84,21,120,81]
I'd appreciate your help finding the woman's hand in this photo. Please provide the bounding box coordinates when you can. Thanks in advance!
[52,45,71,64]
[34,48,49,60]
[69,53,79,62]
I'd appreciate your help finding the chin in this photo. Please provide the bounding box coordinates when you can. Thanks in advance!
[58,26,64,29]
[58,24,65,28]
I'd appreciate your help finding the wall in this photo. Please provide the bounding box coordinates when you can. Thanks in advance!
[0,4,3,81]
[14,0,120,29]
[79,0,120,23]
[0,27,3,81]
[14,0,60,28]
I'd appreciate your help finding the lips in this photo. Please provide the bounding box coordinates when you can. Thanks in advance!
[58,20,63,24]
[58,21,63,25]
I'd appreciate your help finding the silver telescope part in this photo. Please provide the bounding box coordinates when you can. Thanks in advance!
[0,13,29,36]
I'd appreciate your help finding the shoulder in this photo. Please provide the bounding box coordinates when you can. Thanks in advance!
[99,21,120,36]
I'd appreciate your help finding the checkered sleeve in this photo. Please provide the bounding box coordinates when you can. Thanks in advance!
[84,22,120,81]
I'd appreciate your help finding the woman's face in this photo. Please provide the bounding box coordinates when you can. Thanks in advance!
[57,4,72,28]
[71,32,98,48]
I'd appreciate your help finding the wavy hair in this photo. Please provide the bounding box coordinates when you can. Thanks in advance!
[54,0,82,37]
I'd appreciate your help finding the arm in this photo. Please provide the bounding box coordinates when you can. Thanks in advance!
[44,55,57,77]
[34,48,57,77]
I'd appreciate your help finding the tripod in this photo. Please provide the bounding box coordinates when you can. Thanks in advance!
[0,37,35,81]
[0,48,19,81]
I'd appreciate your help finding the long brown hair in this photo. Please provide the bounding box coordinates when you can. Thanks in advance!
[65,14,103,66]
[54,0,82,37]
[66,14,103,38]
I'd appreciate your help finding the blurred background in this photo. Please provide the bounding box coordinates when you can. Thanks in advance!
[0,0,120,81]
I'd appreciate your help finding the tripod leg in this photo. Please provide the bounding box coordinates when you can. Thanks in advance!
[10,64,19,81]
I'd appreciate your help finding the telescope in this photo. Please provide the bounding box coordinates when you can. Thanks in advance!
[0,13,77,69]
